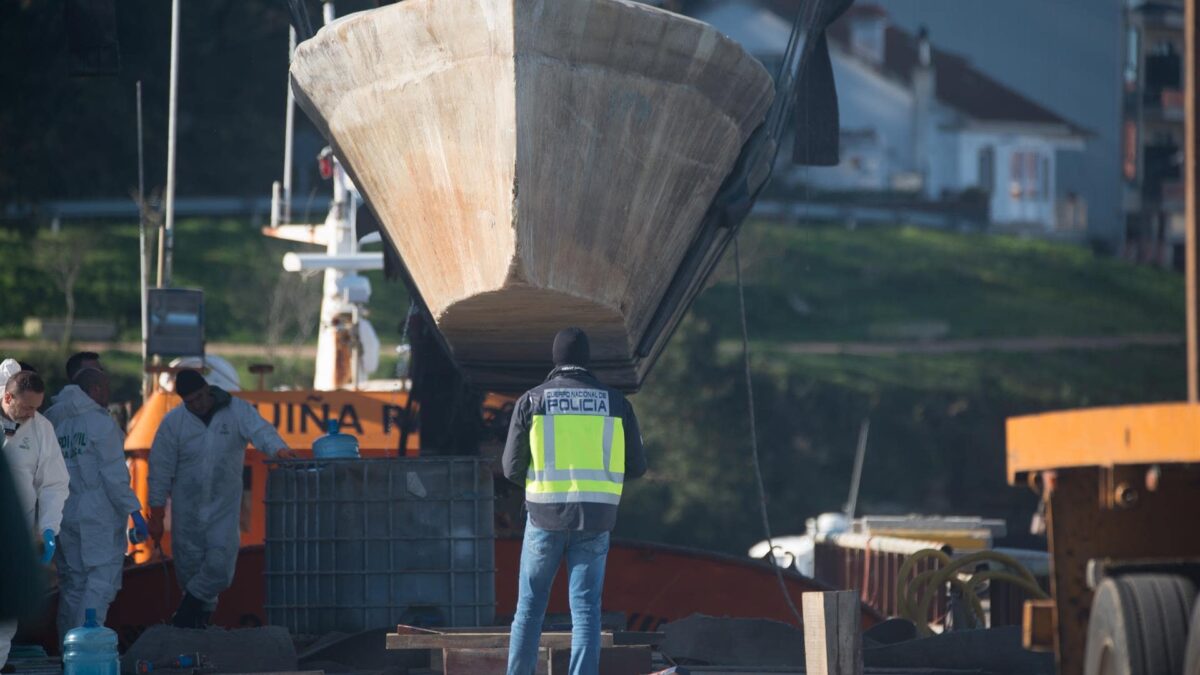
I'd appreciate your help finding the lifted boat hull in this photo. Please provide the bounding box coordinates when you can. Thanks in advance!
[290,0,774,391]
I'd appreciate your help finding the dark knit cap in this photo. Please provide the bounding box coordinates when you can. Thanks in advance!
[552,327,590,367]
[175,369,208,398]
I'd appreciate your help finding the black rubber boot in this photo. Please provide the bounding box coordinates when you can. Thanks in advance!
[171,592,204,628]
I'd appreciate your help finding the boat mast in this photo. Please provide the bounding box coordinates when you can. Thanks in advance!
[137,81,151,399]
[158,0,180,288]
[270,0,383,391]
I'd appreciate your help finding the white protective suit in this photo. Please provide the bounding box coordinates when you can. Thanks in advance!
[44,385,142,640]
[148,391,286,609]
[0,410,69,667]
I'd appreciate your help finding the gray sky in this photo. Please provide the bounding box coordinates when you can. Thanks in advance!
[876,0,1124,245]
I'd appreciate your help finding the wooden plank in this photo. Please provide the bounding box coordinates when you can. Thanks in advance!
[387,631,614,650]
[1021,599,1055,652]
[547,646,652,675]
[802,591,863,675]
[612,630,666,646]
[404,624,661,645]
[442,648,549,675]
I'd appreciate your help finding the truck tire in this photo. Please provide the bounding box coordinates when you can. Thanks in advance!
[1083,574,1194,675]
[1185,594,1200,675]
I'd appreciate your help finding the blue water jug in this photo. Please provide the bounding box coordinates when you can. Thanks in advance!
[62,609,119,675]
[312,419,359,459]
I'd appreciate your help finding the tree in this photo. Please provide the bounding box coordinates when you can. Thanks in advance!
[265,270,321,387]
[32,228,96,348]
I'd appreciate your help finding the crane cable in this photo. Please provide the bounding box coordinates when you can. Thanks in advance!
[734,0,832,629]
[734,236,804,627]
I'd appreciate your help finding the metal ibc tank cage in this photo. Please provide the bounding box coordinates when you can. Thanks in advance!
[264,458,495,633]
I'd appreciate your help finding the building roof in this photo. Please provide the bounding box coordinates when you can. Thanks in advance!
[824,5,1082,132]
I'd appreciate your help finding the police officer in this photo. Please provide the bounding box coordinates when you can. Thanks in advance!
[502,328,647,675]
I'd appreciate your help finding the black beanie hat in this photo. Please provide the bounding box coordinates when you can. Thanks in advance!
[552,327,590,367]
[175,369,207,398]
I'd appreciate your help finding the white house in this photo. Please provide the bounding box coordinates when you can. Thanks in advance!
[690,1,1089,230]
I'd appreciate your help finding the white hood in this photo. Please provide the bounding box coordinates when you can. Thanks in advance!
[44,384,104,426]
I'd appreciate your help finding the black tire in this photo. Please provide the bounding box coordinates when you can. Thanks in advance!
[1184,593,1200,675]
[1084,574,1195,675]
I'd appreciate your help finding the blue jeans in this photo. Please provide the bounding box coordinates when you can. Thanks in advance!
[507,518,610,675]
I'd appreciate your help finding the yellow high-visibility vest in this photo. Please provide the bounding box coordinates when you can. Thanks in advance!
[526,388,625,505]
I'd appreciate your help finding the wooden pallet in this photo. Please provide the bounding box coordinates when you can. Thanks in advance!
[387,625,657,675]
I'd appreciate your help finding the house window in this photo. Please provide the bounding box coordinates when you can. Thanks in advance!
[977,146,995,193]
[1009,150,1048,202]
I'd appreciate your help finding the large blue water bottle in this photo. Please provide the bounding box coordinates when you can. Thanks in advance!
[312,419,359,459]
[62,609,119,675]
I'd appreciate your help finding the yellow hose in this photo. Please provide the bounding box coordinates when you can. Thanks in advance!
[896,548,1049,636]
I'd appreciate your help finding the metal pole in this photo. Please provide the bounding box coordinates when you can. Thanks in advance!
[137,81,151,399]
[159,0,180,288]
[1188,0,1199,402]
[282,26,296,225]
[844,419,869,519]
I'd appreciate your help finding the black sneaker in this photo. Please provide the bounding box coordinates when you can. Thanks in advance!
[171,592,205,628]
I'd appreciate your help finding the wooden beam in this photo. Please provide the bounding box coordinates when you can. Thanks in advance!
[802,591,863,675]
[1021,599,1055,652]
[386,631,613,651]
[547,646,652,675]
[1189,0,1200,401]
[441,648,546,675]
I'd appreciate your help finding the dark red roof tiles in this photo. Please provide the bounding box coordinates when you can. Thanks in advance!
[821,8,1081,129]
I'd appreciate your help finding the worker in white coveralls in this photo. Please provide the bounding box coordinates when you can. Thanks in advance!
[147,369,295,628]
[0,361,69,669]
[44,367,148,642]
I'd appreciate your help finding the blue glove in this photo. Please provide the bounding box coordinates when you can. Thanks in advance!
[129,511,149,544]
[40,528,56,564]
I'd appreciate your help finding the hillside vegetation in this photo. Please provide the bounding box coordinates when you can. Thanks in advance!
[4,220,1185,554]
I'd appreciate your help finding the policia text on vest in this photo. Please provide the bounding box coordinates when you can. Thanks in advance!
[502,366,647,532]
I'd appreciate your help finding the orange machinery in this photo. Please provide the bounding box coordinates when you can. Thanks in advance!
[1006,405,1200,675]
[1004,2,1200,672]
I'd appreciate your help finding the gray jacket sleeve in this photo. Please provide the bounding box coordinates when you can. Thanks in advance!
[622,399,647,481]
[97,418,141,515]
[234,399,287,456]
[148,416,178,508]
[501,394,532,486]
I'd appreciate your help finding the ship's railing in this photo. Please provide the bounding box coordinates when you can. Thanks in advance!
[813,533,1051,629]
[813,532,950,624]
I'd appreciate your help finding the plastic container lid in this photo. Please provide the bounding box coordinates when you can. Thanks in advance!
[63,609,117,650]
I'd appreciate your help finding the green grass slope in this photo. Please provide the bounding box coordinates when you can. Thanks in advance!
[616,222,1186,554]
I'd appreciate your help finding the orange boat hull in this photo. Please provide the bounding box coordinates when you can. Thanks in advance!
[26,540,877,652]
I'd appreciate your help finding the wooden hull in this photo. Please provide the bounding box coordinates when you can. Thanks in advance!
[291,0,773,391]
